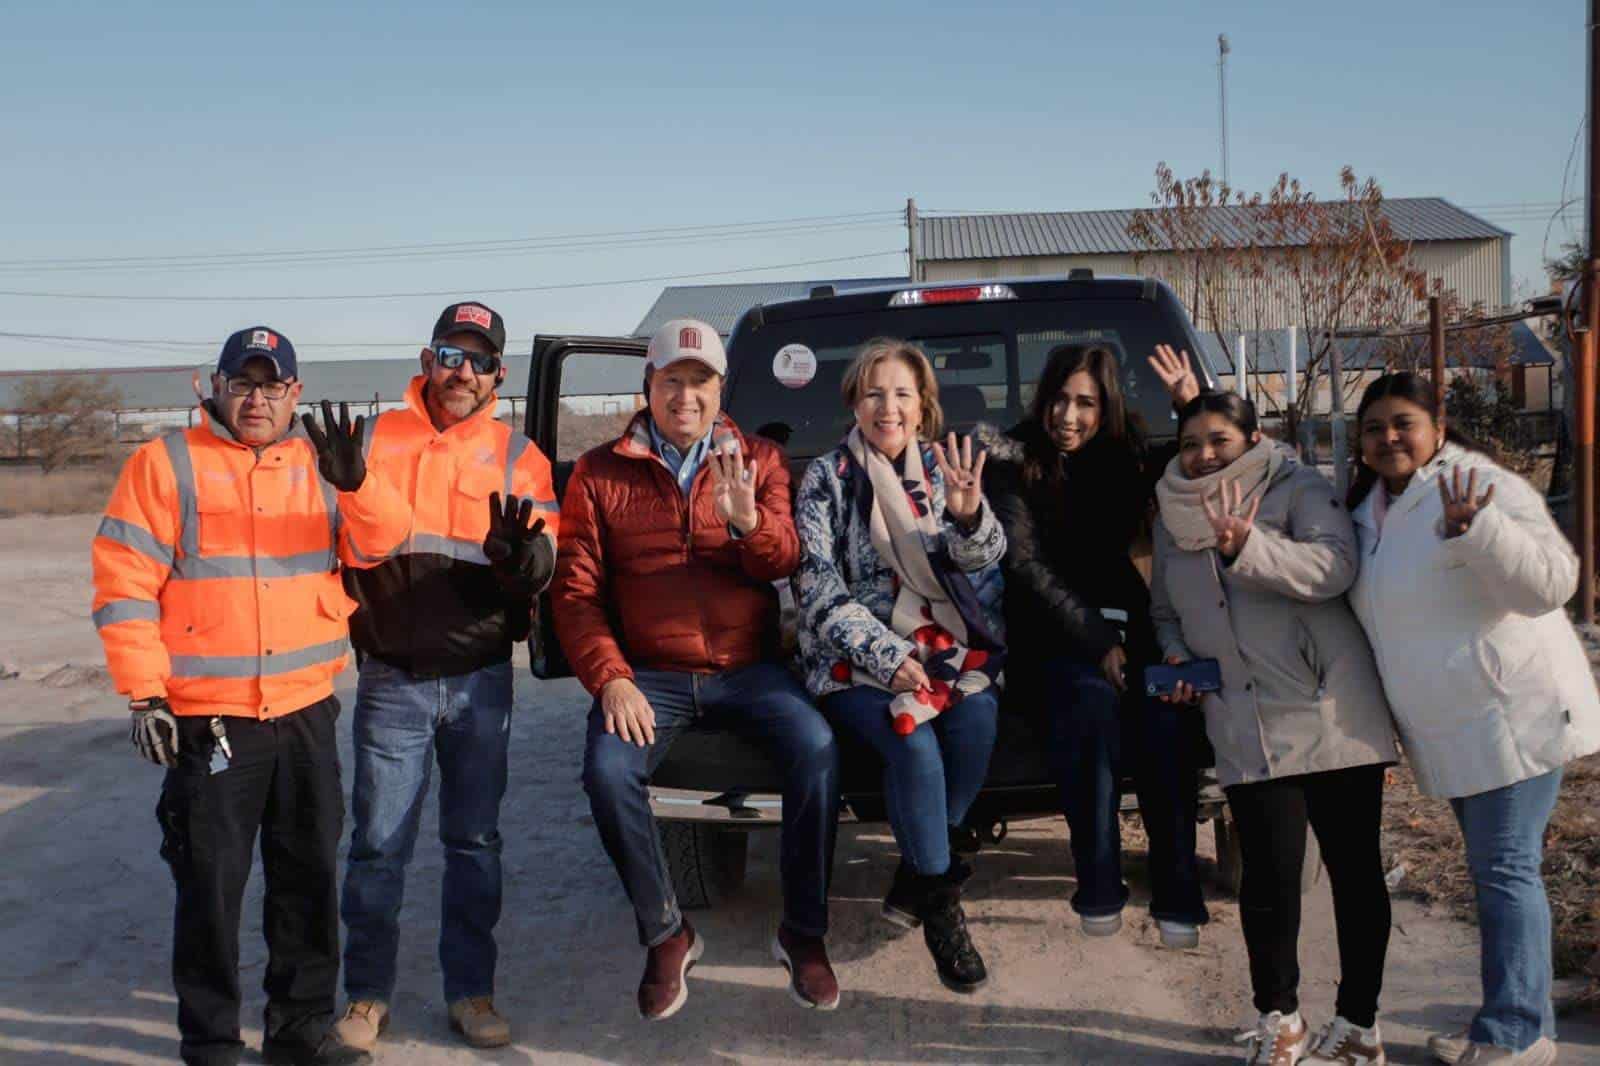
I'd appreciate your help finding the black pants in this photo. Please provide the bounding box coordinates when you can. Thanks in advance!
[156,697,342,1066]
[1224,763,1391,1027]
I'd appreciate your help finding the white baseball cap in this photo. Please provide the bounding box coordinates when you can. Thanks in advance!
[645,318,727,376]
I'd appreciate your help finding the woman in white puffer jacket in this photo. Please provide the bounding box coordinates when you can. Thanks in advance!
[1346,372,1600,1066]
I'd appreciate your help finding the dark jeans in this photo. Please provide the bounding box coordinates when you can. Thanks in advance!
[1224,763,1391,1027]
[582,662,839,947]
[1043,658,1208,924]
[342,658,512,1004]
[155,697,342,1066]
[821,684,999,876]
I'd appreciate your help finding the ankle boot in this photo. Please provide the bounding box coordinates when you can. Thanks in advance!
[917,868,988,993]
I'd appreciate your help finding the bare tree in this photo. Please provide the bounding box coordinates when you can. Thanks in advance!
[1129,165,1434,437]
[14,375,122,473]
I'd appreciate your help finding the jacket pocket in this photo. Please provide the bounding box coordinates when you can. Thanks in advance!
[315,581,358,623]
[1294,618,1326,694]
[451,466,501,541]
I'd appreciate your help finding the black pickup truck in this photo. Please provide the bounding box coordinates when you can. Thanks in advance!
[523,274,1310,908]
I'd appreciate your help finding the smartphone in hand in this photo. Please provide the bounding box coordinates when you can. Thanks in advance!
[1145,658,1223,698]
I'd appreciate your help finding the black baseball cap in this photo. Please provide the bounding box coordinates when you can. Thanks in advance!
[217,326,297,380]
[432,302,506,353]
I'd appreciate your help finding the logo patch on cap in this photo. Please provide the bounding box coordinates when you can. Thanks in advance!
[678,326,702,351]
[249,329,278,350]
[455,305,492,329]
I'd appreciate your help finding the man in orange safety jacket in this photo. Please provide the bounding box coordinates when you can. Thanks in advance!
[328,302,558,1057]
[91,326,409,1066]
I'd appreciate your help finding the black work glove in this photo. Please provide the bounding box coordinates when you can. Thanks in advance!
[301,400,367,492]
[484,492,555,590]
[130,697,180,768]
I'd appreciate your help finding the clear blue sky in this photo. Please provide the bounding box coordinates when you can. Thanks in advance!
[0,0,1585,371]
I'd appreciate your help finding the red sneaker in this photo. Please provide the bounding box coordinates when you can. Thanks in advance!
[771,926,840,1011]
[637,919,704,1021]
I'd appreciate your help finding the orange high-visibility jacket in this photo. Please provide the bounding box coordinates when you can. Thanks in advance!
[92,407,410,719]
[343,376,558,676]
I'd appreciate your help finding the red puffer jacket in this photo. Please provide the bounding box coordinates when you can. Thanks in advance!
[553,411,799,695]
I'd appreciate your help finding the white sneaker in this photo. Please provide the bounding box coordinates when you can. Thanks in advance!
[1157,919,1199,949]
[1080,911,1122,937]
[1304,1016,1385,1064]
[1428,1028,1470,1064]
[1457,1038,1558,1065]
[1237,1010,1311,1065]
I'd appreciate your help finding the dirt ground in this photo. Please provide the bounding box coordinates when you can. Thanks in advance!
[2,514,1599,1065]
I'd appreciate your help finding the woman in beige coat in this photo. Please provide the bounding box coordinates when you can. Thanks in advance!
[1151,392,1399,1066]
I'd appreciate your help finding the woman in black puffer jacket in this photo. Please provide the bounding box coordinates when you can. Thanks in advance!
[977,343,1209,947]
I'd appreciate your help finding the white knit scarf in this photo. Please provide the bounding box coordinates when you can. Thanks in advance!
[1156,438,1284,551]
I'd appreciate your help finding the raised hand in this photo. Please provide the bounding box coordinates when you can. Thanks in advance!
[708,440,760,535]
[1149,344,1201,407]
[1438,466,1495,538]
[483,492,553,586]
[932,431,988,525]
[301,400,367,492]
[1202,478,1261,559]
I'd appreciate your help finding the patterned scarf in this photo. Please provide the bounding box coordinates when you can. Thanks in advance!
[1156,437,1285,551]
[844,427,1005,736]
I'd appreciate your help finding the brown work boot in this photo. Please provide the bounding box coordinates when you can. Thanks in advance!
[322,1001,388,1062]
[637,919,704,1021]
[771,926,840,1010]
[448,997,511,1049]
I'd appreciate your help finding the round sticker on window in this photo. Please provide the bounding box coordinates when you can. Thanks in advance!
[773,344,817,389]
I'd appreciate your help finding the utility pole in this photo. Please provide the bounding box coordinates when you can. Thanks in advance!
[1429,296,1446,416]
[1217,34,1231,186]
[1581,0,1600,623]
[906,198,921,283]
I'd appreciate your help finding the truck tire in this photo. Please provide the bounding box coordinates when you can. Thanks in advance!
[659,822,749,909]
[1211,811,1325,897]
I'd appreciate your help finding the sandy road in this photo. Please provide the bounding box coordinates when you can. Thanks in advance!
[0,514,1596,1065]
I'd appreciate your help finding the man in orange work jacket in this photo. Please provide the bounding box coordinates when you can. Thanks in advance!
[92,327,409,1066]
[327,302,557,1058]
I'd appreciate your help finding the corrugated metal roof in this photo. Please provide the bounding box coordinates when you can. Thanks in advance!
[633,276,907,337]
[918,198,1508,261]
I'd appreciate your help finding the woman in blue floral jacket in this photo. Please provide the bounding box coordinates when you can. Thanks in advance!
[795,337,1005,993]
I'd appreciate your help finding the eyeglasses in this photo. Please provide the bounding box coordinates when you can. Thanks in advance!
[225,377,292,400]
[432,345,502,375]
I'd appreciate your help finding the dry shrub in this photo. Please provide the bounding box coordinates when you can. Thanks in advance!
[558,409,638,461]
[0,461,121,517]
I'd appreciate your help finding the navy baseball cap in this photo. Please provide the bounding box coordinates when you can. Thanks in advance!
[217,326,297,380]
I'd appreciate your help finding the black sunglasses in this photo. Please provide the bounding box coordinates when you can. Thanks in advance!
[432,344,501,375]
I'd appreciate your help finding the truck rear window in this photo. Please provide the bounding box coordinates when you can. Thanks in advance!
[726,299,1187,460]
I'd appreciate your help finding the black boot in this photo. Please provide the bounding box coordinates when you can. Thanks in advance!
[918,868,988,993]
[882,836,973,930]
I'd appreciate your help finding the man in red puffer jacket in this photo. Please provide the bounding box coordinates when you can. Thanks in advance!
[553,319,840,1020]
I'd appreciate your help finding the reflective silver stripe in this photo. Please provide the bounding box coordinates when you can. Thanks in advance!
[161,431,200,561]
[171,551,334,581]
[504,432,531,499]
[170,637,348,679]
[96,516,175,567]
[528,498,559,513]
[318,462,340,570]
[92,598,161,628]
[360,415,377,461]
[409,533,490,566]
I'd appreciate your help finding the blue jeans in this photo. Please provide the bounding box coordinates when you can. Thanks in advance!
[822,685,999,876]
[341,658,512,1004]
[1450,768,1563,1052]
[582,662,839,947]
[1044,658,1208,924]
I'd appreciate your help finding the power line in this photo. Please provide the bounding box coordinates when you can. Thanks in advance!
[0,250,904,303]
[0,210,901,270]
